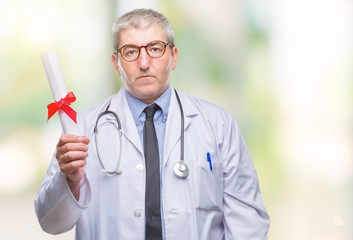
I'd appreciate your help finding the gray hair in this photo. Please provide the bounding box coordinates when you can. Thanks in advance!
[111,9,175,51]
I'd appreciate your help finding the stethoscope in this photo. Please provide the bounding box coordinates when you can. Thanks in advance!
[94,89,190,178]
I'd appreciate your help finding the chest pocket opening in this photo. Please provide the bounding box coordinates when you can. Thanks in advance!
[193,160,223,211]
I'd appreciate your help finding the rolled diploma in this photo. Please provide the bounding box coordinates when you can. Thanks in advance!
[41,51,79,135]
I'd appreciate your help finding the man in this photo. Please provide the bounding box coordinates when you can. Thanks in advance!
[35,8,270,240]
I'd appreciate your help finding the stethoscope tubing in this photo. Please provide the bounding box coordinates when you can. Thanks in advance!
[94,108,123,174]
[94,89,189,177]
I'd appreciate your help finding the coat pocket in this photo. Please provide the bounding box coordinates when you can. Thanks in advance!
[193,160,223,211]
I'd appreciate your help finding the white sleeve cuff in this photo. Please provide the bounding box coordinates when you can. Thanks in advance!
[38,171,91,234]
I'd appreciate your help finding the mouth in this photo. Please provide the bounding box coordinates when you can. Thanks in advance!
[137,75,154,80]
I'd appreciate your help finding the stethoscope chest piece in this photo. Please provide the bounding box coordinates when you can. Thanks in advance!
[173,162,189,178]
[96,89,189,178]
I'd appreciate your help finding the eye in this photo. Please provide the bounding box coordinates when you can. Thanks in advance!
[122,46,139,56]
[147,42,164,56]
[126,50,138,56]
[150,47,162,53]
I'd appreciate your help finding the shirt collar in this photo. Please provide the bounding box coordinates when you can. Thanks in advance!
[125,85,172,123]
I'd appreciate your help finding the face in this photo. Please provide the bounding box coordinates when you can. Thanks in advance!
[111,23,178,104]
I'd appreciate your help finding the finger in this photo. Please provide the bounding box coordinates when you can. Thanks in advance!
[77,136,90,145]
[57,134,79,147]
[59,151,88,164]
[60,159,87,174]
[56,143,89,160]
[62,142,89,153]
[61,159,87,173]
[57,135,90,147]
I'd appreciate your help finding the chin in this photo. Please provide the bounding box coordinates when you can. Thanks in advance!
[136,85,168,103]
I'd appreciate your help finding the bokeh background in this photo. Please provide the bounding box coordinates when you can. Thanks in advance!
[1,0,352,239]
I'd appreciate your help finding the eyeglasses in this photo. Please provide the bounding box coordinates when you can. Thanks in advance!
[116,40,172,62]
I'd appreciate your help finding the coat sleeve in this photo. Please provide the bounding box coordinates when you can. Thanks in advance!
[34,152,92,235]
[222,114,270,239]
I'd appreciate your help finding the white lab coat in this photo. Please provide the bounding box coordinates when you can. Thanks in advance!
[35,86,270,239]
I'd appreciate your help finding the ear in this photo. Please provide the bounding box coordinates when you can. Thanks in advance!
[111,53,121,76]
[171,47,178,71]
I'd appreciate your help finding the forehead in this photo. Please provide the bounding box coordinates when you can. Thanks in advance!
[119,23,167,47]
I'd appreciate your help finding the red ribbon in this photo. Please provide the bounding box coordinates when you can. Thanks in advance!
[47,91,77,123]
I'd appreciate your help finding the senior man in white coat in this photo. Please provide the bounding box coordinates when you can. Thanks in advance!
[35,8,270,240]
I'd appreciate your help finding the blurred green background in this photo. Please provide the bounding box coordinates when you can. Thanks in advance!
[1,0,352,239]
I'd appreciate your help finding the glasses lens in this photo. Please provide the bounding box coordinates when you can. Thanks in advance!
[147,41,166,58]
[121,45,139,61]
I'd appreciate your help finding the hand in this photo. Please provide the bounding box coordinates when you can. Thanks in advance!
[56,134,90,199]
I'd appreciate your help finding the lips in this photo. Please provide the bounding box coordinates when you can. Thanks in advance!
[137,75,153,80]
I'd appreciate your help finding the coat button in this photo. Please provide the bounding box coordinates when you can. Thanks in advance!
[134,210,142,218]
[136,164,144,172]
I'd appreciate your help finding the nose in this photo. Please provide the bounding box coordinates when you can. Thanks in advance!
[137,47,151,70]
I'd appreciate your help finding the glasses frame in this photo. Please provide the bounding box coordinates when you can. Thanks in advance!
[115,40,173,62]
